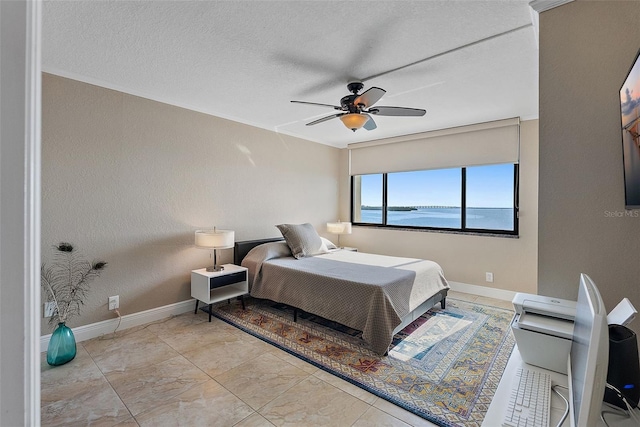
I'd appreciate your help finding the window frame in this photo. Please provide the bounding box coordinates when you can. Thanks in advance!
[350,164,519,236]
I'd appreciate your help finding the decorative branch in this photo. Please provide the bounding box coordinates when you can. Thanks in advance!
[41,243,107,328]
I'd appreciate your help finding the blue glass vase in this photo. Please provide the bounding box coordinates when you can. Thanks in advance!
[47,322,76,366]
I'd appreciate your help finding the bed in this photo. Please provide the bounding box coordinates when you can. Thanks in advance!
[234,231,450,355]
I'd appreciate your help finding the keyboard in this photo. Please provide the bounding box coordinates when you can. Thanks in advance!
[502,367,551,427]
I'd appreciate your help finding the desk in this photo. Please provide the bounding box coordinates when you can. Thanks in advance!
[483,345,640,426]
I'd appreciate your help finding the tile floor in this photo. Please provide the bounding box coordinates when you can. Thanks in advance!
[40,291,514,427]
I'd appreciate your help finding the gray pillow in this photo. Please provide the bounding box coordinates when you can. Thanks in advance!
[243,242,292,265]
[276,223,325,259]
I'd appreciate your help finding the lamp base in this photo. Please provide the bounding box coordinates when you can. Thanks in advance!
[206,265,224,272]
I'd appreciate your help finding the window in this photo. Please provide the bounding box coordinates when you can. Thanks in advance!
[352,174,383,224]
[351,164,518,235]
[466,164,515,231]
[387,169,461,228]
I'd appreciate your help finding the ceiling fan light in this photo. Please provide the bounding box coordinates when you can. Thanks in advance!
[340,113,368,132]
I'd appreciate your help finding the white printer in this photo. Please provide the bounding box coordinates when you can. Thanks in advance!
[511,293,577,374]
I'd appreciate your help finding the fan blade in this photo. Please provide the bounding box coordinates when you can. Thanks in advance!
[291,100,342,110]
[369,106,426,117]
[306,113,345,126]
[363,115,377,131]
[354,87,386,108]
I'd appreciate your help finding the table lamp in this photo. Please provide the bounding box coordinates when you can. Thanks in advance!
[195,228,235,272]
[326,221,352,248]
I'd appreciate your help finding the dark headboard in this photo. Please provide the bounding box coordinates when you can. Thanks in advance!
[234,237,285,265]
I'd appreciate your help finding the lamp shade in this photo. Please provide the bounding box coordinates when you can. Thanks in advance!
[340,113,369,131]
[326,222,352,235]
[195,229,234,249]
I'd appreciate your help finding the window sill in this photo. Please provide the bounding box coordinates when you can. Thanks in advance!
[352,224,519,238]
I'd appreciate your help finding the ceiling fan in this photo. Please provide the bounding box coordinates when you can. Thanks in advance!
[291,82,426,132]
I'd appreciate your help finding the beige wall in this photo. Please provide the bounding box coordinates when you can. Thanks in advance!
[539,1,640,335]
[338,120,539,294]
[41,73,340,334]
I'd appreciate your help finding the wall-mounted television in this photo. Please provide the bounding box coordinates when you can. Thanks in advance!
[620,48,640,209]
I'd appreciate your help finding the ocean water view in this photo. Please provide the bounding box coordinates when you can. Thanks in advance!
[358,207,514,231]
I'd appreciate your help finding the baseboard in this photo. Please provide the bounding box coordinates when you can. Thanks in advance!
[41,299,196,349]
[448,281,517,302]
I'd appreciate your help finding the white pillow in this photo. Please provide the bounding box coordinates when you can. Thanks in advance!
[320,237,338,251]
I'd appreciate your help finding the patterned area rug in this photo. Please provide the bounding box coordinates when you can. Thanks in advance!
[207,297,515,427]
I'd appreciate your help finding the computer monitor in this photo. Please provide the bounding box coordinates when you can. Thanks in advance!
[568,273,609,427]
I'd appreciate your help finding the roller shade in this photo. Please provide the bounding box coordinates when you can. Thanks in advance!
[348,117,520,175]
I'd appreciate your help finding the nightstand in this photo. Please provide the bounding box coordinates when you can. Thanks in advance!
[191,264,248,322]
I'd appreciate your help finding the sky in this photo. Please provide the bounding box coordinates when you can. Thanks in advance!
[360,163,514,208]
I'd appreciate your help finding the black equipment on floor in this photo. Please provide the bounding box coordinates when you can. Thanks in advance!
[604,324,640,409]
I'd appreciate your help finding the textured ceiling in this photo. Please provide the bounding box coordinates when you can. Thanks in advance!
[42,1,539,148]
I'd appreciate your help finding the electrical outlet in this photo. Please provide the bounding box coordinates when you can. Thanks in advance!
[485,272,494,283]
[108,295,119,310]
[43,302,56,318]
